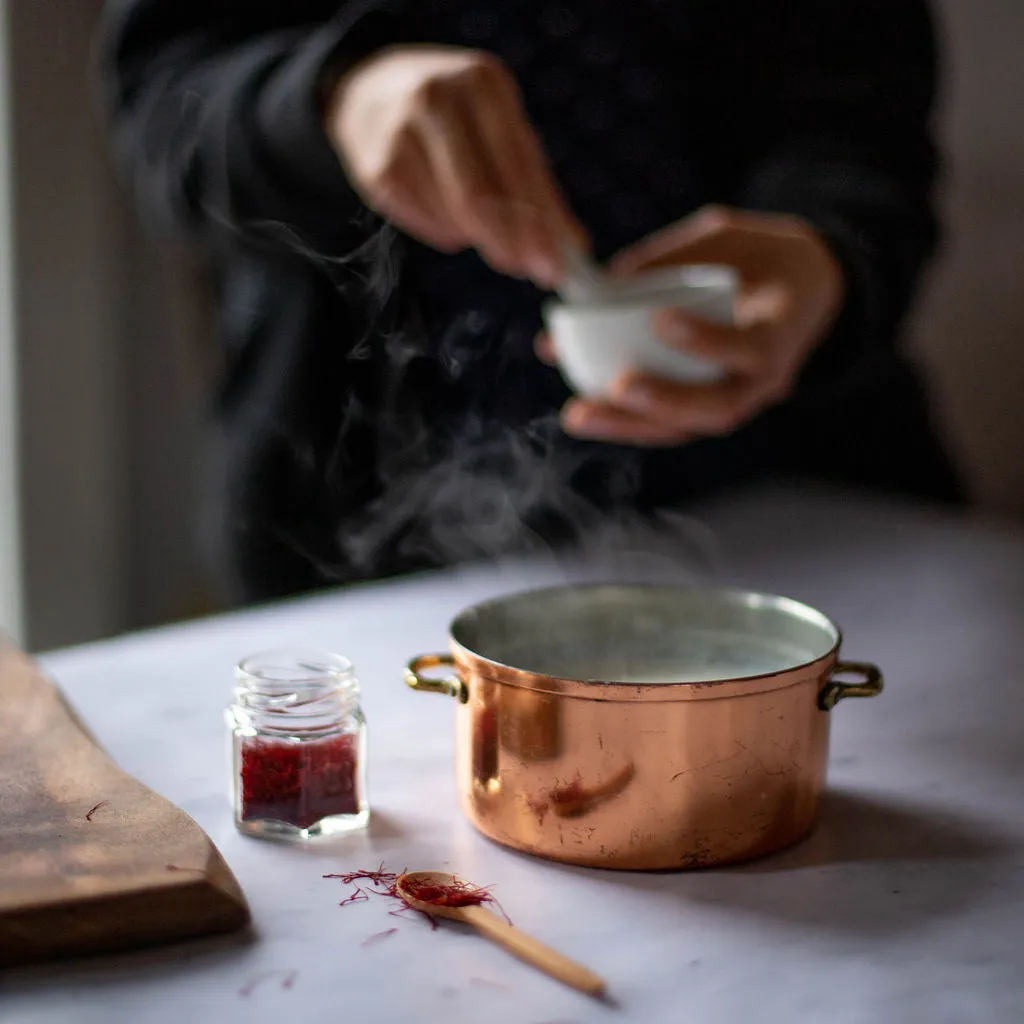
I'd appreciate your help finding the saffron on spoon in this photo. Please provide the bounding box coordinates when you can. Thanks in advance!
[399,875,494,908]
[324,865,508,923]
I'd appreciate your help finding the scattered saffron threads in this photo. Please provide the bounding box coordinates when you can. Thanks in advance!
[469,976,509,991]
[323,865,510,925]
[238,969,299,999]
[389,903,431,928]
[85,801,107,822]
[324,864,398,890]
[325,865,430,927]
[360,927,398,947]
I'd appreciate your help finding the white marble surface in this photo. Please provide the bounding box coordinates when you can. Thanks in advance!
[4,486,1024,1024]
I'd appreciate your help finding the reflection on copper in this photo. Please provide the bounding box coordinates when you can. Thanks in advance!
[471,703,499,788]
[455,661,838,869]
[525,793,550,826]
[547,762,636,819]
[498,686,562,762]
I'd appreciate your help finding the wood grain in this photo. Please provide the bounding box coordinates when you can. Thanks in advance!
[0,640,250,965]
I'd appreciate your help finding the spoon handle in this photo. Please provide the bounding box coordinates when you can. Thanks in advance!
[460,905,606,997]
[559,246,605,303]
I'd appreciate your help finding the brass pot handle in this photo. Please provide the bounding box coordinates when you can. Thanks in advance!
[818,660,884,711]
[404,653,468,704]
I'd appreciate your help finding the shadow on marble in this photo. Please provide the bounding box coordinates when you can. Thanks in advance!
[737,789,1016,872]
[367,808,407,841]
[534,788,1019,937]
[905,726,1024,787]
[0,924,255,993]
[230,811,411,862]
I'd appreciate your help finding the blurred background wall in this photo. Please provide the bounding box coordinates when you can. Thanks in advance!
[0,0,1021,651]
[0,0,209,650]
[909,0,1024,519]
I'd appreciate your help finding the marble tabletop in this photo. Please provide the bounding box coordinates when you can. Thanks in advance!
[4,486,1023,1024]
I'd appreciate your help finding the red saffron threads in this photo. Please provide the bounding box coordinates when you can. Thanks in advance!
[398,875,493,909]
[238,969,298,998]
[469,976,509,991]
[85,801,107,822]
[389,904,433,928]
[360,927,399,947]
[339,888,368,908]
[239,733,359,829]
[323,865,509,924]
[324,864,397,890]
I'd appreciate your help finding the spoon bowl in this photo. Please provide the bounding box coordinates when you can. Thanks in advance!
[395,870,487,921]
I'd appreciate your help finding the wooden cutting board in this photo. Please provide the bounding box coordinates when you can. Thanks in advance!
[0,640,250,966]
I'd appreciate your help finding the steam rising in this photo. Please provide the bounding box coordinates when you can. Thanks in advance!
[356,231,717,586]
[207,208,718,589]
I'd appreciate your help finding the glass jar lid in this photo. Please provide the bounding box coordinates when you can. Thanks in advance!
[232,649,358,731]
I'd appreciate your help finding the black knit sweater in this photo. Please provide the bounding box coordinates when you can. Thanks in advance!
[99,0,962,601]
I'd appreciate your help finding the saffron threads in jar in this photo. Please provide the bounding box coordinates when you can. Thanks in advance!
[227,649,368,840]
[239,733,359,829]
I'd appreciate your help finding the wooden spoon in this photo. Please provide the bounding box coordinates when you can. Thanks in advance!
[396,870,607,998]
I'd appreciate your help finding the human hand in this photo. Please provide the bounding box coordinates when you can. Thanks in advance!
[543,206,844,445]
[325,46,585,287]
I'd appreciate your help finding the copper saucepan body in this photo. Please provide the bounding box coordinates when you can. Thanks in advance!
[406,585,882,870]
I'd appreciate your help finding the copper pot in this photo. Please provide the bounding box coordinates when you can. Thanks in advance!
[406,585,882,870]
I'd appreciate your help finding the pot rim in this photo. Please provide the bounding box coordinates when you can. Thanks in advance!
[449,583,844,703]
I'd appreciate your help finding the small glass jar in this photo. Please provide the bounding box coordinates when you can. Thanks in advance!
[226,649,369,840]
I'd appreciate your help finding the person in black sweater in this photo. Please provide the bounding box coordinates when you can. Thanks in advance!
[99,0,963,604]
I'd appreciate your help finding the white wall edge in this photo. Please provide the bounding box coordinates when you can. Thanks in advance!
[6,0,129,650]
[0,0,24,644]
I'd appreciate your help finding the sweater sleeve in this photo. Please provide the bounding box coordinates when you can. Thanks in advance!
[97,0,414,258]
[733,0,942,394]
